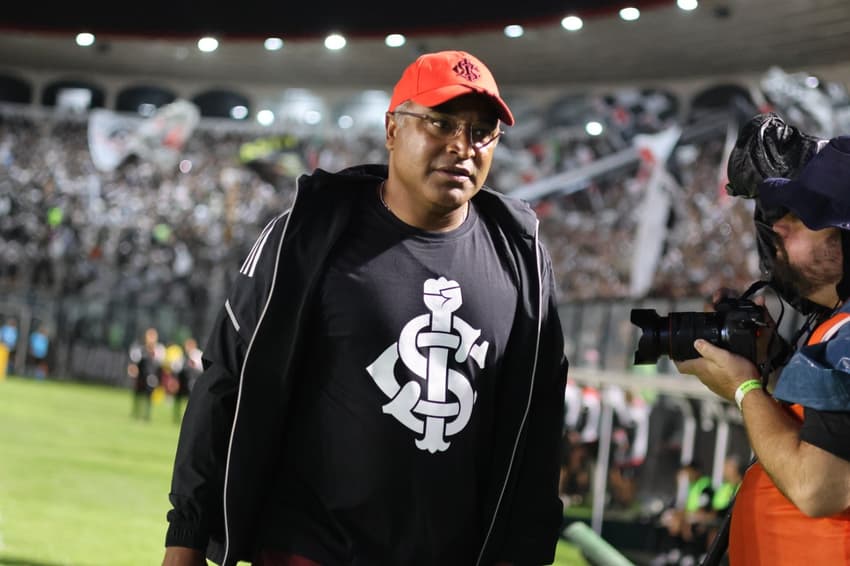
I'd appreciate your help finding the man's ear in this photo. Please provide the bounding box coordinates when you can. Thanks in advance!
[385,113,397,148]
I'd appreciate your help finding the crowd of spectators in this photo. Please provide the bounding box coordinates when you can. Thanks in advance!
[0,92,763,307]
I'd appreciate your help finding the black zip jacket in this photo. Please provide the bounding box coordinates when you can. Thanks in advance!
[165,164,569,565]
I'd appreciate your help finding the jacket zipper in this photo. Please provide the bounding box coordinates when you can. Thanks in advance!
[221,185,300,565]
[475,220,544,566]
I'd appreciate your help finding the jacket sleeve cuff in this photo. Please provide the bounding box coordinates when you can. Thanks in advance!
[165,521,209,550]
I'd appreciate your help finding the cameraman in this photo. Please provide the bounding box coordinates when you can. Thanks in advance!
[676,121,850,564]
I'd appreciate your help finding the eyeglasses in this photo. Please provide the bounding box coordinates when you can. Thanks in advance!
[389,110,504,149]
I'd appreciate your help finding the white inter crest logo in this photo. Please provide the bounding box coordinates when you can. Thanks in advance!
[366,277,489,453]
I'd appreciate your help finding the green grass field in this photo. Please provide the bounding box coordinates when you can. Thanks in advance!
[0,376,587,566]
[0,376,180,565]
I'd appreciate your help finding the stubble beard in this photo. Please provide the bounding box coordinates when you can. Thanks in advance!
[773,230,844,301]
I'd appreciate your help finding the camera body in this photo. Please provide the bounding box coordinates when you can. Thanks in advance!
[630,297,767,365]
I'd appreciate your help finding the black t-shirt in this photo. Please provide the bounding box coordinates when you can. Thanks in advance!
[260,188,520,565]
[800,408,850,461]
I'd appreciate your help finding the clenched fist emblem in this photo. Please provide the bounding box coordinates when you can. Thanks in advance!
[366,277,489,453]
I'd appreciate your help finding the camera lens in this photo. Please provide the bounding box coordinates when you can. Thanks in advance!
[630,309,722,364]
[630,309,665,364]
[667,312,722,360]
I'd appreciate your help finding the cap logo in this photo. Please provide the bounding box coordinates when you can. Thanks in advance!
[453,58,481,82]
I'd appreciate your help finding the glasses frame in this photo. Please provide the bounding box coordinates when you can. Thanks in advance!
[388,110,504,149]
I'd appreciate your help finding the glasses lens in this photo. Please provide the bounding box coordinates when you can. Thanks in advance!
[416,112,500,147]
[423,116,460,138]
[471,126,499,147]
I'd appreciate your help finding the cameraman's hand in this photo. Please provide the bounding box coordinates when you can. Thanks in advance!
[751,295,789,374]
[749,294,772,351]
[675,340,760,402]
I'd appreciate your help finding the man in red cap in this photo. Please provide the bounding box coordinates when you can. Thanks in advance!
[163,50,568,566]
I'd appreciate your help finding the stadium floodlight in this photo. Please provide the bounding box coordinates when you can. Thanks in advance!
[385,34,406,47]
[137,103,157,117]
[324,34,346,50]
[75,32,95,46]
[256,110,275,126]
[303,109,322,125]
[619,7,640,21]
[585,121,604,136]
[197,37,219,52]
[561,16,583,31]
[504,25,524,38]
[230,105,248,120]
[264,37,284,51]
[677,0,698,10]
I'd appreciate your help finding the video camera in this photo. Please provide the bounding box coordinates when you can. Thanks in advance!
[630,297,768,365]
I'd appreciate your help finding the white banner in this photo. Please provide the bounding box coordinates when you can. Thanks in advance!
[87,99,200,172]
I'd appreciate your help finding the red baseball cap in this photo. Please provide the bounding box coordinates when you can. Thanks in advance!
[388,50,514,126]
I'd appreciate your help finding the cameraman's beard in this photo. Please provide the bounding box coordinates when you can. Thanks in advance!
[772,231,843,302]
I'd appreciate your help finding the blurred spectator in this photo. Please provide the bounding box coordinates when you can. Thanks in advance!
[607,388,651,510]
[702,456,744,553]
[128,327,164,421]
[652,460,715,566]
[170,336,202,423]
[0,316,18,374]
[559,430,593,508]
[161,339,184,396]
[560,382,601,507]
[27,323,49,379]
[711,456,742,515]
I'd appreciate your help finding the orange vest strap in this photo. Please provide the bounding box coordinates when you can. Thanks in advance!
[807,312,850,346]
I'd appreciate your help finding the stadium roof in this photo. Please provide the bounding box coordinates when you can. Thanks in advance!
[1,0,849,88]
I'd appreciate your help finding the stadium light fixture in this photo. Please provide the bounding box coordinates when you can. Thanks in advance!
[385,34,406,47]
[324,33,346,50]
[137,103,156,117]
[264,37,284,51]
[585,121,604,136]
[256,109,275,126]
[303,110,322,125]
[561,16,583,31]
[504,25,524,38]
[230,105,248,120]
[619,7,641,21]
[75,32,95,47]
[197,37,219,52]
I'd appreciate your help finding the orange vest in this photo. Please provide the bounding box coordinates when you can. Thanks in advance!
[729,313,850,565]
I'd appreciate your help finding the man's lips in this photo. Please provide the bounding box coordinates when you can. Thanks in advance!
[435,166,473,181]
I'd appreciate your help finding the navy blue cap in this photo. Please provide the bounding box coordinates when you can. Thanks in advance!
[758,135,850,230]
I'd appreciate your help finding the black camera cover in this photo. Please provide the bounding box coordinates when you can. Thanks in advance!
[726,112,824,200]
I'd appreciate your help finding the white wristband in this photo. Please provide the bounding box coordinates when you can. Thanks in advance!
[735,379,763,412]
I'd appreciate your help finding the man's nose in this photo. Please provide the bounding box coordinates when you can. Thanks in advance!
[447,125,475,156]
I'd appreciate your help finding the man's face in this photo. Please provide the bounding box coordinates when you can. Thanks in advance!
[385,93,499,216]
[771,213,843,306]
